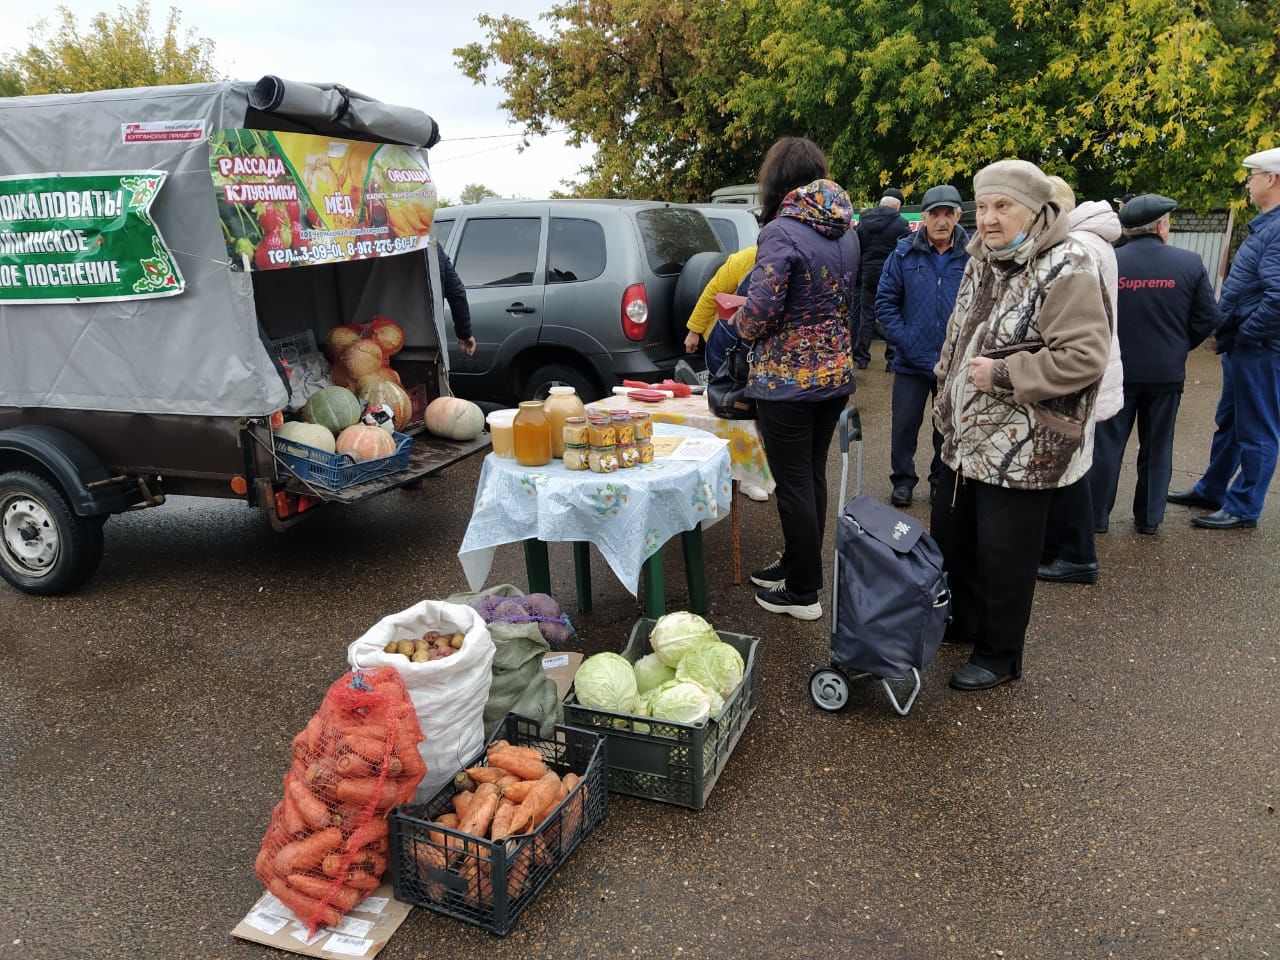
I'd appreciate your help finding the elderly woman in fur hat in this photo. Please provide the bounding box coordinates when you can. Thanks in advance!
[931,160,1112,691]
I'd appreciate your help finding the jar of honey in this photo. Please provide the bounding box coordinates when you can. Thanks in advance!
[611,410,636,446]
[563,443,590,471]
[486,409,517,459]
[513,400,552,466]
[543,386,587,458]
[563,416,590,448]
[588,416,616,447]
[617,442,639,469]
[636,438,654,463]
[630,411,653,440]
[588,444,619,474]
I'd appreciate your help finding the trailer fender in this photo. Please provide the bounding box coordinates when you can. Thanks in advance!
[0,425,138,516]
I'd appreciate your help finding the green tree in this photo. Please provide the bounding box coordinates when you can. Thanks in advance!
[459,183,499,205]
[457,0,1277,210]
[2,1,220,96]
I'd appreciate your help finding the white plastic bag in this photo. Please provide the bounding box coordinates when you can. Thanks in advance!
[348,600,495,799]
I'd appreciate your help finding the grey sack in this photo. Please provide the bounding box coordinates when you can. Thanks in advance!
[832,494,950,680]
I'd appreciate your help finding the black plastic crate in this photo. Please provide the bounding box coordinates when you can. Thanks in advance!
[388,714,607,936]
[563,618,760,810]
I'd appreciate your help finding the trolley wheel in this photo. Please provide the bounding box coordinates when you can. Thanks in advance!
[809,668,850,712]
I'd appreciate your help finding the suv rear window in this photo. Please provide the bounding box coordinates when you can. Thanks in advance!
[547,217,606,283]
[454,217,540,286]
[705,216,739,253]
[432,218,454,249]
[635,208,719,276]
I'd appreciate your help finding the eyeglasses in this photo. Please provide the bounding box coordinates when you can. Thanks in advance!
[1246,170,1272,182]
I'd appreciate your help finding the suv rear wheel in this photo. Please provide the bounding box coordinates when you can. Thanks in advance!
[524,363,600,403]
[0,471,104,596]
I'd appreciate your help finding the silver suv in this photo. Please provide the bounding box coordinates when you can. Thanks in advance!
[432,199,722,402]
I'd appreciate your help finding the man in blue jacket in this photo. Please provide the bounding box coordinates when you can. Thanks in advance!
[876,185,969,506]
[1169,147,1280,529]
[1089,194,1219,535]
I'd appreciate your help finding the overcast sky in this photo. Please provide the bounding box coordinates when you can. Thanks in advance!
[6,0,593,200]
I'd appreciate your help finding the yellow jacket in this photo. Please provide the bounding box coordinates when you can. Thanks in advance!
[686,246,758,337]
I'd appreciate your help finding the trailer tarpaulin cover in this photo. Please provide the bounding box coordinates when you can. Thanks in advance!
[0,79,440,418]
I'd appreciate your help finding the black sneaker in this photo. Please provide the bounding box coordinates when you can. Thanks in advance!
[755,585,822,621]
[749,557,788,589]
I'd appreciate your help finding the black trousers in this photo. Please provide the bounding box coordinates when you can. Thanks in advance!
[755,395,847,597]
[854,284,894,365]
[930,464,1053,676]
[1088,388,1182,529]
[890,372,942,491]
[1041,477,1097,565]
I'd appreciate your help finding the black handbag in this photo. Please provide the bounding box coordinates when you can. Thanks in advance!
[707,336,757,420]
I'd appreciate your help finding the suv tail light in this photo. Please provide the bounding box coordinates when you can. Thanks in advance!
[621,283,649,342]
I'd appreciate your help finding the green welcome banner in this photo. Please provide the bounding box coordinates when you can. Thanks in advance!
[0,171,184,304]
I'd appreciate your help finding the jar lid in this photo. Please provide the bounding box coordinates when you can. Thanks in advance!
[548,385,577,395]
[565,416,587,424]
[518,400,544,408]
[611,410,631,419]
[630,410,650,418]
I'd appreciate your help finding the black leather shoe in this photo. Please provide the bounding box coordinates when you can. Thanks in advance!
[890,485,912,507]
[1167,488,1220,509]
[949,662,1017,691]
[1191,510,1257,530]
[1036,558,1099,584]
[1135,523,1158,535]
[855,360,869,370]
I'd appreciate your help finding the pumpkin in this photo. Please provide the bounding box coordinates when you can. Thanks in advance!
[425,396,484,441]
[303,386,362,435]
[336,424,398,462]
[369,316,405,356]
[357,379,413,431]
[275,420,337,454]
[341,340,386,380]
[354,367,403,390]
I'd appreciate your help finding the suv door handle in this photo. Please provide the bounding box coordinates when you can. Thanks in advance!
[505,302,537,315]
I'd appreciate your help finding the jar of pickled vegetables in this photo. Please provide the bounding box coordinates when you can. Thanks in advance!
[611,410,636,446]
[588,444,619,473]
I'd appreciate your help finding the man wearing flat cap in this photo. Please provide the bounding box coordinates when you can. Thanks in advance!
[876,184,969,506]
[855,186,910,369]
[1088,194,1219,535]
[1169,147,1280,529]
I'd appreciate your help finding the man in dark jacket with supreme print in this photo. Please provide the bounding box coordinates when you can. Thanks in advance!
[876,185,970,505]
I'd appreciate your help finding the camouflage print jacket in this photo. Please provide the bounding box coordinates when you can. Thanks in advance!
[933,211,1112,490]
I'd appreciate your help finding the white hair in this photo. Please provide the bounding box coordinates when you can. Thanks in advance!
[880,195,902,209]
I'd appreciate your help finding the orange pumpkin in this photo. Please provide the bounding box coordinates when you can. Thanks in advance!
[336,424,397,462]
[425,396,484,441]
[369,316,405,357]
[327,324,361,359]
[357,380,413,431]
[354,367,403,390]
[341,340,385,380]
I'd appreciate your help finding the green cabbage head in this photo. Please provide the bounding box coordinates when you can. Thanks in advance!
[649,611,719,667]
[633,653,676,694]
[676,642,744,700]
[648,679,722,724]
[575,652,638,712]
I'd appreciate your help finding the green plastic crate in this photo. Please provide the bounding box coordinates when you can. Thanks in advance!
[562,618,759,810]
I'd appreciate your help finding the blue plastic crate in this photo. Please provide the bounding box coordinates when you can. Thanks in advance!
[273,430,412,491]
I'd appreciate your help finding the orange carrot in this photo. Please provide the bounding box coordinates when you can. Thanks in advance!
[497,774,521,792]
[335,752,375,777]
[486,739,511,755]
[342,734,389,764]
[487,749,548,781]
[509,772,560,834]
[466,765,506,784]
[267,875,341,930]
[452,791,473,819]
[489,800,517,841]
[501,780,537,804]
[287,780,333,830]
[492,744,542,764]
[434,813,460,828]
[287,873,361,911]
[535,779,570,828]
[344,820,387,856]
[460,782,500,836]
[320,853,347,878]
[280,793,307,836]
[333,776,400,810]
[346,869,380,893]
[274,827,343,875]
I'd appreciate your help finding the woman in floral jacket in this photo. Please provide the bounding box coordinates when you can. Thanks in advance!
[736,137,859,621]
[932,159,1111,690]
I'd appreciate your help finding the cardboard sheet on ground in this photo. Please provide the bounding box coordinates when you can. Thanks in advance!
[543,651,583,700]
[232,884,410,958]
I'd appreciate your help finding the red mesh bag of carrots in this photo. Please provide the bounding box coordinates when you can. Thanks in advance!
[254,667,425,934]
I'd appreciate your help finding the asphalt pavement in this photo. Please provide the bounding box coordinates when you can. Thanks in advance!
[0,344,1276,960]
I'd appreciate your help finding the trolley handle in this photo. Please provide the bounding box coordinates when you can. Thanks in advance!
[839,405,863,454]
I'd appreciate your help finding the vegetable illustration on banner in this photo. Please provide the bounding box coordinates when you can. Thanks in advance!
[209,129,437,272]
[0,170,183,304]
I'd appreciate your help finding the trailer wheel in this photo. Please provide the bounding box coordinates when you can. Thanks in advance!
[0,471,104,596]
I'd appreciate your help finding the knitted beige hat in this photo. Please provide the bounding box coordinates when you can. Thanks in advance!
[973,159,1052,212]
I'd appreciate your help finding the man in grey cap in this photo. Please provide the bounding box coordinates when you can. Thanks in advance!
[1169,147,1280,529]
[875,184,969,505]
[855,186,910,369]
[1088,194,1219,536]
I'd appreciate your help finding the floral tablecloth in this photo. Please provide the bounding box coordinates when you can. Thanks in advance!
[595,394,774,493]
[458,423,732,596]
